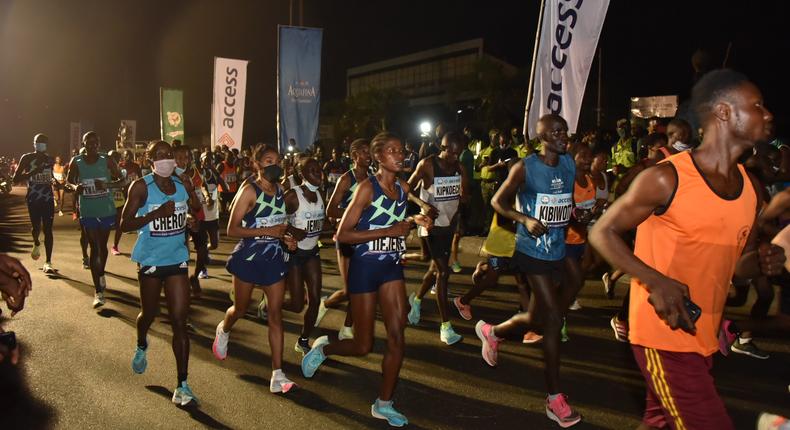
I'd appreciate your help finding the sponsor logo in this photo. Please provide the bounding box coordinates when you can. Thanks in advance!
[218,133,235,148]
[288,80,318,104]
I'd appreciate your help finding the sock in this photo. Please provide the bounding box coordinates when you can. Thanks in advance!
[375,398,393,408]
[178,372,187,386]
[548,393,561,401]
[441,321,452,330]
[739,337,751,344]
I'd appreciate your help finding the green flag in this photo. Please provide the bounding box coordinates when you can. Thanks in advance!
[160,88,184,143]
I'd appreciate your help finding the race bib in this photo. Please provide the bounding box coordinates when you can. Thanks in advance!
[535,192,572,227]
[434,175,461,202]
[113,189,125,203]
[148,201,188,237]
[53,171,65,181]
[30,169,52,185]
[81,178,109,198]
[365,225,406,255]
[224,173,237,184]
[254,213,287,241]
[303,210,325,238]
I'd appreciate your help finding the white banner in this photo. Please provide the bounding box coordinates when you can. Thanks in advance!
[212,57,248,151]
[525,0,609,138]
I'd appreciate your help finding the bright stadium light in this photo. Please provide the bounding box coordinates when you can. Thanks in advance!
[288,145,294,152]
[419,121,432,136]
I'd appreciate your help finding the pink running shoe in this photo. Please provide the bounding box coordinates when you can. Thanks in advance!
[453,297,472,320]
[111,245,121,256]
[546,394,582,428]
[718,319,738,356]
[610,316,629,343]
[475,320,500,367]
[522,331,543,344]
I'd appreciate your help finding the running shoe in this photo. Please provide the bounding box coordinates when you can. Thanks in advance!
[731,338,770,359]
[568,299,582,311]
[453,296,472,320]
[610,315,628,343]
[523,331,543,344]
[301,335,329,378]
[294,337,311,355]
[602,272,614,299]
[92,292,105,308]
[440,324,463,345]
[189,275,202,298]
[338,325,354,340]
[197,268,209,279]
[407,293,421,325]
[110,245,120,256]
[269,370,296,394]
[58,210,63,217]
[475,320,500,367]
[31,244,40,261]
[82,258,89,269]
[718,319,739,356]
[72,212,78,221]
[212,321,229,360]
[131,346,147,374]
[546,394,582,428]
[257,296,268,321]
[560,318,569,343]
[757,412,789,430]
[42,262,55,274]
[451,261,462,273]
[430,283,437,294]
[172,381,198,406]
[371,400,409,427]
[314,296,329,327]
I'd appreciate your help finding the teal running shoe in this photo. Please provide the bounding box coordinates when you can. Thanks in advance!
[301,335,329,378]
[172,381,198,406]
[407,293,421,325]
[131,346,147,374]
[561,318,569,343]
[371,400,409,427]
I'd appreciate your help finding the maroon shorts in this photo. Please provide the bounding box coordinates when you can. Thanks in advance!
[631,344,734,430]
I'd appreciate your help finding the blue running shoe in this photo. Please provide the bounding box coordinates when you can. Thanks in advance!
[301,335,329,378]
[172,381,198,406]
[407,293,421,326]
[131,346,147,374]
[371,400,409,427]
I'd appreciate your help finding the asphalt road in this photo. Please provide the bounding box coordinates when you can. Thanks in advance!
[0,187,788,429]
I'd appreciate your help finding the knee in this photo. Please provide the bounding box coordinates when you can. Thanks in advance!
[351,338,374,356]
[436,270,450,283]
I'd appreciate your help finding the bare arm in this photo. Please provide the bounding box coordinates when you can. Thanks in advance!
[326,173,352,219]
[406,159,438,218]
[65,157,82,193]
[491,161,546,236]
[11,155,32,184]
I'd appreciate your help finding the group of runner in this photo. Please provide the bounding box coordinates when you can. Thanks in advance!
[9,69,789,428]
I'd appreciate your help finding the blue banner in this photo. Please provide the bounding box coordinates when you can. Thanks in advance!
[278,26,322,154]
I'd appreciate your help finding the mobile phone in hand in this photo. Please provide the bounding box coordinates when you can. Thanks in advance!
[678,297,701,331]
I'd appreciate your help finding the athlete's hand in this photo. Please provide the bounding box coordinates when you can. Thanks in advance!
[388,221,412,237]
[282,233,298,251]
[758,242,786,276]
[0,254,31,300]
[521,216,548,236]
[646,275,695,334]
[263,223,289,239]
[153,200,176,218]
[412,214,433,230]
[287,226,307,242]
[186,214,199,232]
[420,203,439,220]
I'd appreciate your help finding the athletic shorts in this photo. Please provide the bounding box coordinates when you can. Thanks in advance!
[226,253,287,286]
[80,214,116,230]
[347,257,404,294]
[631,344,734,430]
[565,243,586,262]
[288,246,319,267]
[138,262,189,279]
[200,219,219,231]
[27,199,54,224]
[335,240,355,258]
[426,228,454,261]
[510,251,565,277]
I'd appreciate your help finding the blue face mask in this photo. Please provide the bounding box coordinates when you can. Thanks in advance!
[34,142,47,152]
[175,166,186,176]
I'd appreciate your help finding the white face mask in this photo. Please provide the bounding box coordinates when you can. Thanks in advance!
[672,141,692,152]
[304,181,320,192]
[153,159,176,177]
[34,143,47,152]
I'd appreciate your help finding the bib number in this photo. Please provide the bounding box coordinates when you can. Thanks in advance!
[535,192,572,227]
[148,201,188,237]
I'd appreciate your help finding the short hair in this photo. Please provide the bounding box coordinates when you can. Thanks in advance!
[350,138,369,154]
[441,131,467,150]
[691,69,750,122]
[252,143,278,161]
[668,118,692,133]
[370,132,401,156]
[146,140,171,159]
[82,131,98,142]
[643,132,668,148]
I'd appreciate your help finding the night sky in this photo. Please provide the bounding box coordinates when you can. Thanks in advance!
[1,0,788,157]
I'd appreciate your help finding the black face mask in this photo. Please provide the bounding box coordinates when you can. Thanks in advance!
[262,164,283,183]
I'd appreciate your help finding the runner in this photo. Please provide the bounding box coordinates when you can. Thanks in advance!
[198,152,224,258]
[589,69,784,430]
[174,145,210,297]
[113,150,142,255]
[564,144,598,312]
[212,144,299,394]
[282,157,325,354]
[323,147,345,195]
[121,140,202,406]
[66,132,124,307]
[53,155,67,216]
[12,133,57,273]
[318,138,372,339]
[216,151,238,216]
[301,132,432,427]
[474,114,583,427]
[407,131,468,345]
[107,151,126,256]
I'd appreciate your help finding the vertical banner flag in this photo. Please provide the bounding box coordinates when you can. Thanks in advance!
[277,25,322,153]
[212,57,249,151]
[119,119,137,149]
[526,0,609,138]
[69,122,81,154]
[160,88,185,143]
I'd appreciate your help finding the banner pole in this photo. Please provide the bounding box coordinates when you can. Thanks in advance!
[276,26,282,154]
[159,87,164,141]
[523,0,546,137]
[596,48,602,129]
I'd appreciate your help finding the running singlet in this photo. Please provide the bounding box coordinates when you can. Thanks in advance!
[75,154,116,218]
[201,168,220,222]
[629,151,756,355]
[131,174,189,267]
[291,186,325,251]
[219,161,238,193]
[338,169,364,209]
[25,154,54,204]
[566,175,596,245]
[419,156,461,228]
[515,153,575,261]
[53,163,65,183]
[353,176,407,262]
[188,168,206,221]
[232,181,287,261]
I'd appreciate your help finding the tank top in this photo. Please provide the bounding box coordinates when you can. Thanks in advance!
[418,156,461,229]
[25,153,54,203]
[131,174,190,266]
[515,153,575,261]
[482,213,516,258]
[629,151,756,355]
[53,163,66,182]
[352,176,407,262]
[291,186,325,250]
[219,161,238,193]
[187,168,206,221]
[594,171,609,201]
[233,180,287,261]
[75,154,116,218]
[339,169,364,209]
[566,175,596,245]
[201,167,220,222]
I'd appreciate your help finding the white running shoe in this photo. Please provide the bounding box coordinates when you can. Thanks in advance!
[92,292,105,308]
[568,299,582,311]
[314,296,329,328]
[58,210,64,217]
[42,262,55,274]
[171,381,198,406]
[212,321,230,360]
[338,325,354,340]
[197,269,209,279]
[269,369,296,393]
